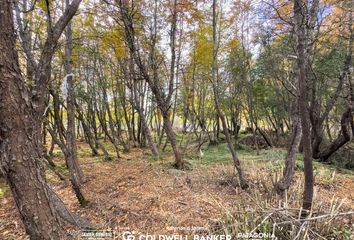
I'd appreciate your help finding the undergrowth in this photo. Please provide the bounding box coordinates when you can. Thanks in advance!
[209,169,353,239]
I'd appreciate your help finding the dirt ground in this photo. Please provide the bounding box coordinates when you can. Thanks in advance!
[1,144,353,239]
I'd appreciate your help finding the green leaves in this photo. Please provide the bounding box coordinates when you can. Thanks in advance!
[38,0,52,12]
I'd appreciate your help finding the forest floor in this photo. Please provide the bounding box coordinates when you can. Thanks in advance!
[0,140,353,239]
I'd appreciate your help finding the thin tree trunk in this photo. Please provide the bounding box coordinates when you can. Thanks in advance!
[76,103,111,160]
[64,0,87,205]
[118,0,184,168]
[294,0,314,213]
[276,111,302,193]
[130,57,159,157]
[211,0,248,189]
[316,107,353,161]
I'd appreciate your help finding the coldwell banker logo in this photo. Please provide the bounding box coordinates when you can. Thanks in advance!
[122,231,278,240]
[123,231,136,240]
[122,231,232,240]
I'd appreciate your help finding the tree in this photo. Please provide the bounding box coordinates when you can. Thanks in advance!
[293,0,316,213]
[0,0,65,237]
[0,0,92,238]
[118,0,186,169]
[310,0,353,162]
[129,55,160,157]
[211,0,248,189]
[64,0,87,206]
[276,101,302,193]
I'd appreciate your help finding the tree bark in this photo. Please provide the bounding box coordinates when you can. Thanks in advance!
[0,1,65,238]
[294,0,314,213]
[316,107,353,161]
[276,109,302,193]
[64,0,87,206]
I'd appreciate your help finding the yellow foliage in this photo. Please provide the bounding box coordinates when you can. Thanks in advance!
[100,29,126,59]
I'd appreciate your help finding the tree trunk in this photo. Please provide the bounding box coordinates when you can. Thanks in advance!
[119,0,183,168]
[316,107,353,161]
[0,1,65,237]
[95,101,121,159]
[294,0,314,213]
[312,9,353,161]
[276,112,302,193]
[162,111,183,167]
[76,103,111,160]
[256,127,273,148]
[212,0,248,189]
[64,0,87,206]
[130,57,159,157]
